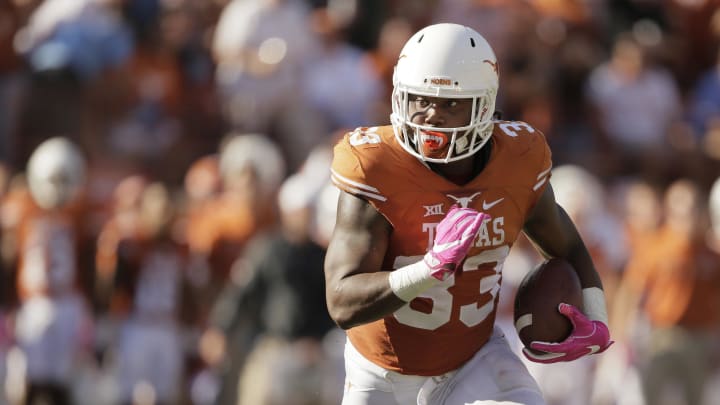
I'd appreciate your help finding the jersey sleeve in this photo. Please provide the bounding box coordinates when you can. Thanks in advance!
[527,129,553,210]
[493,120,553,212]
[330,129,389,203]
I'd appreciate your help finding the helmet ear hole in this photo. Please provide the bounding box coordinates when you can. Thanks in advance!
[390,23,498,164]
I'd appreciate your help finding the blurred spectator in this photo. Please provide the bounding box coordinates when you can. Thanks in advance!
[177,155,221,305]
[0,162,15,405]
[662,0,720,89]
[0,0,26,165]
[688,45,720,158]
[212,0,326,170]
[361,17,413,121]
[95,174,150,314]
[13,0,133,164]
[185,134,285,292]
[102,181,197,405]
[186,133,285,404]
[91,1,222,184]
[16,0,133,82]
[0,174,29,312]
[104,19,184,168]
[612,179,720,405]
[619,178,664,253]
[544,33,605,169]
[592,178,667,405]
[199,144,339,405]
[604,0,668,40]
[183,155,221,206]
[586,33,682,179]
[0,164,19,305]
[301,6,382,131]
[431,0,523,63]
[13,137,95,405]
[162,2,224,159]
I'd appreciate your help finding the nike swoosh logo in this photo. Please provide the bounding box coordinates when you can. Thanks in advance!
[482,198,504,210]
[587,345,601,354]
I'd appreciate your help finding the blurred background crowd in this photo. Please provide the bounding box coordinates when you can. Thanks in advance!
[0,0,719,404]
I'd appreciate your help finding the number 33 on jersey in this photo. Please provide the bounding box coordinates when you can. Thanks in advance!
[330,122,552,376]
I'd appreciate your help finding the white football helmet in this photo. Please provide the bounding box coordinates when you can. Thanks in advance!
[27,137,86,210]
[391,23,499,163]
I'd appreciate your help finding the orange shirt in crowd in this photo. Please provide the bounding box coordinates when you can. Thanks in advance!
[623,226,720,329]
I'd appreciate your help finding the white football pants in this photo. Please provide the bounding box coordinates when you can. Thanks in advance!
[341,327,545,405]
[15,294,91,384]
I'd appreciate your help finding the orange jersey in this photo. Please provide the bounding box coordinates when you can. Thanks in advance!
[184,195,263,281]
[331,123,552,375]
[16,205,85,300]
[623,227,720,329]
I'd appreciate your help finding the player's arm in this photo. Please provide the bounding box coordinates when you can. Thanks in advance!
[522,184,603,291]
[521,184,613,363]
[324,191,485,330]
[323,191,405,329]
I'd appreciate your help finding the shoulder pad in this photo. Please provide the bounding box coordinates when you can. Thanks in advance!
[491,121,552,193]
[331,126,399,203]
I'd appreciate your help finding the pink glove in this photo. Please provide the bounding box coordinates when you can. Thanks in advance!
[523,303,613,363]
[424,205,488,281]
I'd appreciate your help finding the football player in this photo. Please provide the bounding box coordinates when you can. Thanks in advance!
[324,23,613,404]
[14,137,94,405]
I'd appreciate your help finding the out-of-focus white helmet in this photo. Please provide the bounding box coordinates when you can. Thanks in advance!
[219,133,286,198]
[391,23,499,163]
[27,137,86,210]
[552,164,629,269]
[551,165,604,222]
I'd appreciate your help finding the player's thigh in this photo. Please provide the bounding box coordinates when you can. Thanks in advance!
[342,340,428,405]
[441,329,545,405]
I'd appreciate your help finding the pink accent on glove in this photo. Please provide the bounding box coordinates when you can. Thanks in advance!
[523,303,613,363]
[424,205,488,281]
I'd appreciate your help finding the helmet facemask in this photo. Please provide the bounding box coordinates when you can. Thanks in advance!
[389,23,499,164]
[391,86,496,163]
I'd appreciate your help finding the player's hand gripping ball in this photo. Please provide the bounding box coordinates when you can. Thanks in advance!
[513,258,583,354]
[515,258,613,363]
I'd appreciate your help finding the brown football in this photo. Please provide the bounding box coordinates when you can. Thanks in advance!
[513,258,584,352]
